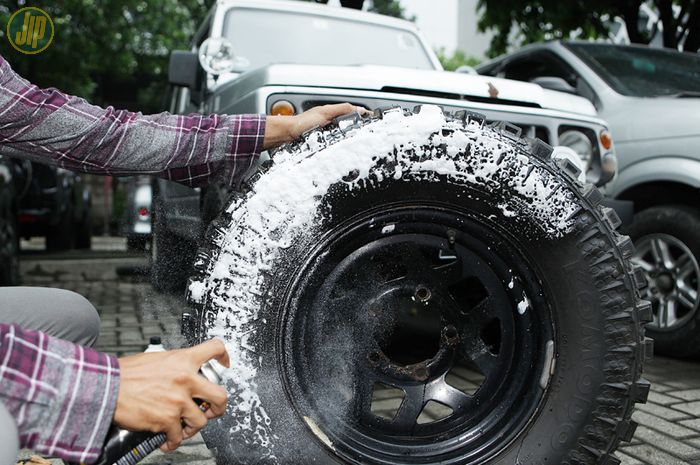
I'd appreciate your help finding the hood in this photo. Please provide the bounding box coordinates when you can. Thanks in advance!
[219,64,597,116]
[603,96,700,143]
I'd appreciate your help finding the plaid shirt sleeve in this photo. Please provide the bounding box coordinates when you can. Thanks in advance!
[0,55,266,188]
[0,323,120,464]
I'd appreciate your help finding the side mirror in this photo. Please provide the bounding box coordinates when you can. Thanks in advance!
[531,76,578,95]
[168,51,201,89]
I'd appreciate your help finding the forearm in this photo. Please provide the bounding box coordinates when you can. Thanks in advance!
[263,116,295,150]
[0,324,120,464]
[0,56,265,187]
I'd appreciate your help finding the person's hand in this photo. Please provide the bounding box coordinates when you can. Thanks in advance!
[263,103,369,149]
[114,339,230,452]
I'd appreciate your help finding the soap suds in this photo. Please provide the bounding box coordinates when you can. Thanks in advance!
[188,106,579,458]
[517,291,532,315]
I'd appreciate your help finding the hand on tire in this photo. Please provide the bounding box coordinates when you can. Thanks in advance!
[114,339,230,452]
[263,103,369,149]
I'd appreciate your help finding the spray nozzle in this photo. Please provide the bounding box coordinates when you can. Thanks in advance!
[200,359,227,385]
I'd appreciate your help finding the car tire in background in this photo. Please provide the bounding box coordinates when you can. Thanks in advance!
[628,206,700,358]
[150,196,196,293]
[0,216,20,285]
[75,206,92,250]
[46,205,74,251]
[185,107,651,465]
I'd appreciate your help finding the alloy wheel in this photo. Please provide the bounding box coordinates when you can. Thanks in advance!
[633,233,700,331]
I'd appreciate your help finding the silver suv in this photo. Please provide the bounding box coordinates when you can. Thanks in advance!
[478,41,700,358]
[153,0,617,292]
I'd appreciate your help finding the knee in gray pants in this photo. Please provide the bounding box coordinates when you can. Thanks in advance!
[0,287,100,346]
[0,402,19,465]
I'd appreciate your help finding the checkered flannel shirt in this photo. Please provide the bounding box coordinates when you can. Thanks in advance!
[0,55,266,187]
[0,324,119,463]
[0,54,266,463]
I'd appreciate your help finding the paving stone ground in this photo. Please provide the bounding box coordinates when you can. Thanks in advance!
[16,238,700,465]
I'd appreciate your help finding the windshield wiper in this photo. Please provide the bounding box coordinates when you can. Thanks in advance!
[665,91,700,98]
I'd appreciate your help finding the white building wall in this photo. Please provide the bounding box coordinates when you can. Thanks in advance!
[456,0,493,60]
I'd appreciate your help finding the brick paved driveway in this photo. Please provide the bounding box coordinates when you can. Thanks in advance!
[16,243,700,465]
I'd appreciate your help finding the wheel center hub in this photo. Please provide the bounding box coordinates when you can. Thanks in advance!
[367,287,459,381]
[376,292,443,366]
[656,273,675,294]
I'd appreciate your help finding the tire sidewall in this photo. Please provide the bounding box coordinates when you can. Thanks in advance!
[205,177,631,465]
[193,114,642,465]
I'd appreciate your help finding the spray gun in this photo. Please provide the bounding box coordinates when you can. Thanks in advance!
[87,348,226,465]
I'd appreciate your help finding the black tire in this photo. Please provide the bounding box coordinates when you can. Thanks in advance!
[46,206,74,251]
[187,107,651,465]
[75,208,92,250]
[627,205,700,358]
[0,216,20,285]
[150,197,196,293]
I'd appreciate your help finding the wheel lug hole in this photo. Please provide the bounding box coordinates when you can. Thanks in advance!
[445,326,458,340]
[414,367,429,380]
[415,286,431,302]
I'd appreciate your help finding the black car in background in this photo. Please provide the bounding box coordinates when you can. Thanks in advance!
[18,162,92,251]
[0,156,20,285]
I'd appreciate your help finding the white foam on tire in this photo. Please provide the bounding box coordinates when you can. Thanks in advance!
[189,105,579,457]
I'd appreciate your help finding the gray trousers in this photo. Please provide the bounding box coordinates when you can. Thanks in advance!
[0,287,100,465]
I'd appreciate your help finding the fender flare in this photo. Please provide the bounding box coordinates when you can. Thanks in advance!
[610,156,700,198]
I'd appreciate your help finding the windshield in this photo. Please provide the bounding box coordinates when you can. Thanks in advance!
[566,43,700,97]
[222,8,435,71]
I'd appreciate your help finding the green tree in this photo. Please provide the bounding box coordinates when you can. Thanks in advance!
[436,48,481,71]
[299,0,411,19]
[0,0,210,112]
[369,0,413,19]
[476,0,700,57]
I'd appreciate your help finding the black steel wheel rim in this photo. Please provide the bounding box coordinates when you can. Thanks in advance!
[279,202,554,464]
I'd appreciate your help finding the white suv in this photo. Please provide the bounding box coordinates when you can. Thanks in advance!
[154,0,618,293]
[479,41,700,358]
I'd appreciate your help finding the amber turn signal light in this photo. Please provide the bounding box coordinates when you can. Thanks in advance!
[600,130,613,150]
[270,100,296,116]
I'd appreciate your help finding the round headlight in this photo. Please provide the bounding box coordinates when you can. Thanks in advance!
[559,130,593,171]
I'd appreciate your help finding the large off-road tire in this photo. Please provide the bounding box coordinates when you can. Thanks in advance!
[186,107,652,465]
[628,205,700,358]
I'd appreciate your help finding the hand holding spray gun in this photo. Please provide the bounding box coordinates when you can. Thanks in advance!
[82,339,230,465]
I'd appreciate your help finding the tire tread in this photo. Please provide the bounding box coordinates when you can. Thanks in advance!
[186,107,649,465]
